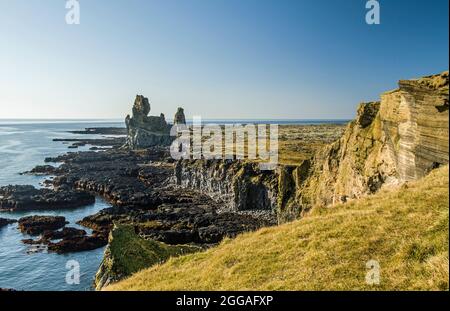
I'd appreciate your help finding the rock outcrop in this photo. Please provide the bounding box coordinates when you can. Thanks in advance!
[284,71,449,217]
[18,216,68,235]
[125,95,174,149]
[175,159,278,213]
[94,225,202,290]
[151,72,449,222]
[0,218,17,229]
[47,233,107,254]
[0,185,95,211]
[21,224,108,254]
[173,107,186,125]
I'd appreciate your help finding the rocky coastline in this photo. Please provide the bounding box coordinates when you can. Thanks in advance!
[1,72,447,291]
[0,97,284,289]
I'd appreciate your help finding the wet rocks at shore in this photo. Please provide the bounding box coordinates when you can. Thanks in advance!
[47,232,107,254]
[53,137,126,149]
[67,127,127,135]
[0,217,17,229]
[18,216,68,235]
[0,185,95,211]
[21,165,58,176]
[45,149,176,208]
[21,227,86,245]
[42,227,87,240]
[19,123,278,261]
[21,226,108,254]
[24,135,278,251]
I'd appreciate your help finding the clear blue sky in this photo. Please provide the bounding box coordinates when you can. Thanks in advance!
[0,0,448,119]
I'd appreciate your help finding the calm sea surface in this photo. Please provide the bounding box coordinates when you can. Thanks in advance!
[0,120,122,291]
[0,119,348,291]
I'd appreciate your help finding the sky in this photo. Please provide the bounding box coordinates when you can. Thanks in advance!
[0,0,448,120]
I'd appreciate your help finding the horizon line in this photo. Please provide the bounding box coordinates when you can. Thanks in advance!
[0,117,352,121]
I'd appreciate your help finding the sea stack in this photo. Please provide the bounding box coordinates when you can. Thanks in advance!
[173,107,186,125]
[125,95,174,149]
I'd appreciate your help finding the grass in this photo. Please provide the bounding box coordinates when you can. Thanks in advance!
[106,166,449,291]
[180,124,345,166]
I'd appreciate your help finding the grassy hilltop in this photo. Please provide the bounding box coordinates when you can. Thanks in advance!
[107,165,449,291]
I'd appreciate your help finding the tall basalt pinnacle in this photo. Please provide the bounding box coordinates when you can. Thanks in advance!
[292,71,449,213]
[174,107,186,125]
[124,95,174,149]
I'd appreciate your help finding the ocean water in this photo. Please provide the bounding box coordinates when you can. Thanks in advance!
[0,121,122,291]
[0,119,347,291]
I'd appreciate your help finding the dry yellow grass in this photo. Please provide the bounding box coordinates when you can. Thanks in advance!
[106,166,449,291]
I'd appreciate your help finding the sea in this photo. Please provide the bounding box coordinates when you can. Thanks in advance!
[0,119,348,291]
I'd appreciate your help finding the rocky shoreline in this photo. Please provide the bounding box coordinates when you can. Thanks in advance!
[0,123,283,288]
[3,72,446,291]
[3,116,342,289]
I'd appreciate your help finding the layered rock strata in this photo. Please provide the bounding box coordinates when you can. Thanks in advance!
[285,71,450,217]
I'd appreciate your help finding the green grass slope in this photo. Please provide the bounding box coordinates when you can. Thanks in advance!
[107,166,449,291]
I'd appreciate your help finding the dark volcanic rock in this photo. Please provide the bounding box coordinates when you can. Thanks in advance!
[67,127,127,135]
[28,136,276,256]
[18,216,68,235]
[76,207,129,233]
[0,217,17,228]
[41,227,87,241]
[0,185,95,211]
[132,203,274,245]
[21,165,57,176]
[21,226,106,253]
[47,234,107,254]
[53,137,125,149]
[44,149,177,208]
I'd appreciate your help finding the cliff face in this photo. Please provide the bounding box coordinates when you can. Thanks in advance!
[175,160,278,213]
[172,72,449,222]
[295,71,449,209]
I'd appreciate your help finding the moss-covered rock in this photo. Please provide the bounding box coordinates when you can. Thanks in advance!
[94,224,202,290]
